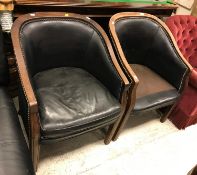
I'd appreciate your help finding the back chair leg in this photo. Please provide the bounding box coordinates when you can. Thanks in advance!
[160,104,176,123]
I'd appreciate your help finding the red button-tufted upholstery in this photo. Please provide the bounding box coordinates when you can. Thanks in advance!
[166,15,197,129]
[166,15,197,67]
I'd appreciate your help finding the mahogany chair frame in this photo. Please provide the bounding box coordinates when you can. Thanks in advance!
[11,12,130,171]
[109,12,192,141]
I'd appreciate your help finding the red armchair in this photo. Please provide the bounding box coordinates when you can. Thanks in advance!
[166,15,197,129]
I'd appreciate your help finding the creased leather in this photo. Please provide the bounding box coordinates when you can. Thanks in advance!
[33,67,120,140]
[0,88,34,175]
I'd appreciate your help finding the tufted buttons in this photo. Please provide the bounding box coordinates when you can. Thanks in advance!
[166,15,197,68]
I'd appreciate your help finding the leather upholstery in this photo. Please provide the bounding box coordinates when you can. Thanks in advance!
[0,88,34,175]
[0,27,9,86]
[115,17,188,91]
[166,15,197,129]
[33,67,120,141]
[20,18,122,99]
[131,64,179,112]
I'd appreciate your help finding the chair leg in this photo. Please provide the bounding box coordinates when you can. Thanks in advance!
[112,87,137,142]
[112,111,130,142]
[104,119,121,145]
[160,105,175,123]
[31,133,40,171]
[30,113,40,171]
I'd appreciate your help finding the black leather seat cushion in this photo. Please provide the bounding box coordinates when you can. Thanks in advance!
[33,67,121,140]
[0,88,34,175]
[131,64,180,112]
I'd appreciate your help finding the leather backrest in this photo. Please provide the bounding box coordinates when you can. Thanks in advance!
[166,15,197,67]
[0,27,9,85]
[115,17,188,90]
[19,17,122,99]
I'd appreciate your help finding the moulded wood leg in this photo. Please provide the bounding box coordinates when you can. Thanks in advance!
[112,111,131,142]
[160,105,174,123]
[112,87,137,141]
[30,113,40,171]
[160,116,167,123]
[31,134,40,171]
[104,119,121,145]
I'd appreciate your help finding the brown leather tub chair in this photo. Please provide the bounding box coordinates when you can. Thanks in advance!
[109,12,192,141]
[0,27,34,174]
[11,12,129,170]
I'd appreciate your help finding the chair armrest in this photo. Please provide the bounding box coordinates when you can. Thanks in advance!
[85,19,130,102]
[147,13,192,91]
[11,19,38,114]
[102,27,131,95]
[109,14,140,90]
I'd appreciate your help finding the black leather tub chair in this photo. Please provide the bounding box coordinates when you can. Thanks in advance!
[0,28,34,174]
[109,12,192,141]
[11,12,129,170]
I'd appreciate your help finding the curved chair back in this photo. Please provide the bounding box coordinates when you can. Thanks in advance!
[13,12,128,100]
[110,13,190,92]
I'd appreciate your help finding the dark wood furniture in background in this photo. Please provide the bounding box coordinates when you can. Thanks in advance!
[13,0,177,18]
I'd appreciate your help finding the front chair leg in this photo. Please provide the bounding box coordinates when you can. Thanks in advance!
[160,104,176,123]
[104,118,122,145]
[112,111,131,142]
[30,113,40,171]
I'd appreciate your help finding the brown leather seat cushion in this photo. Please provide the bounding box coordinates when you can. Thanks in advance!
[131,64,179,112]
